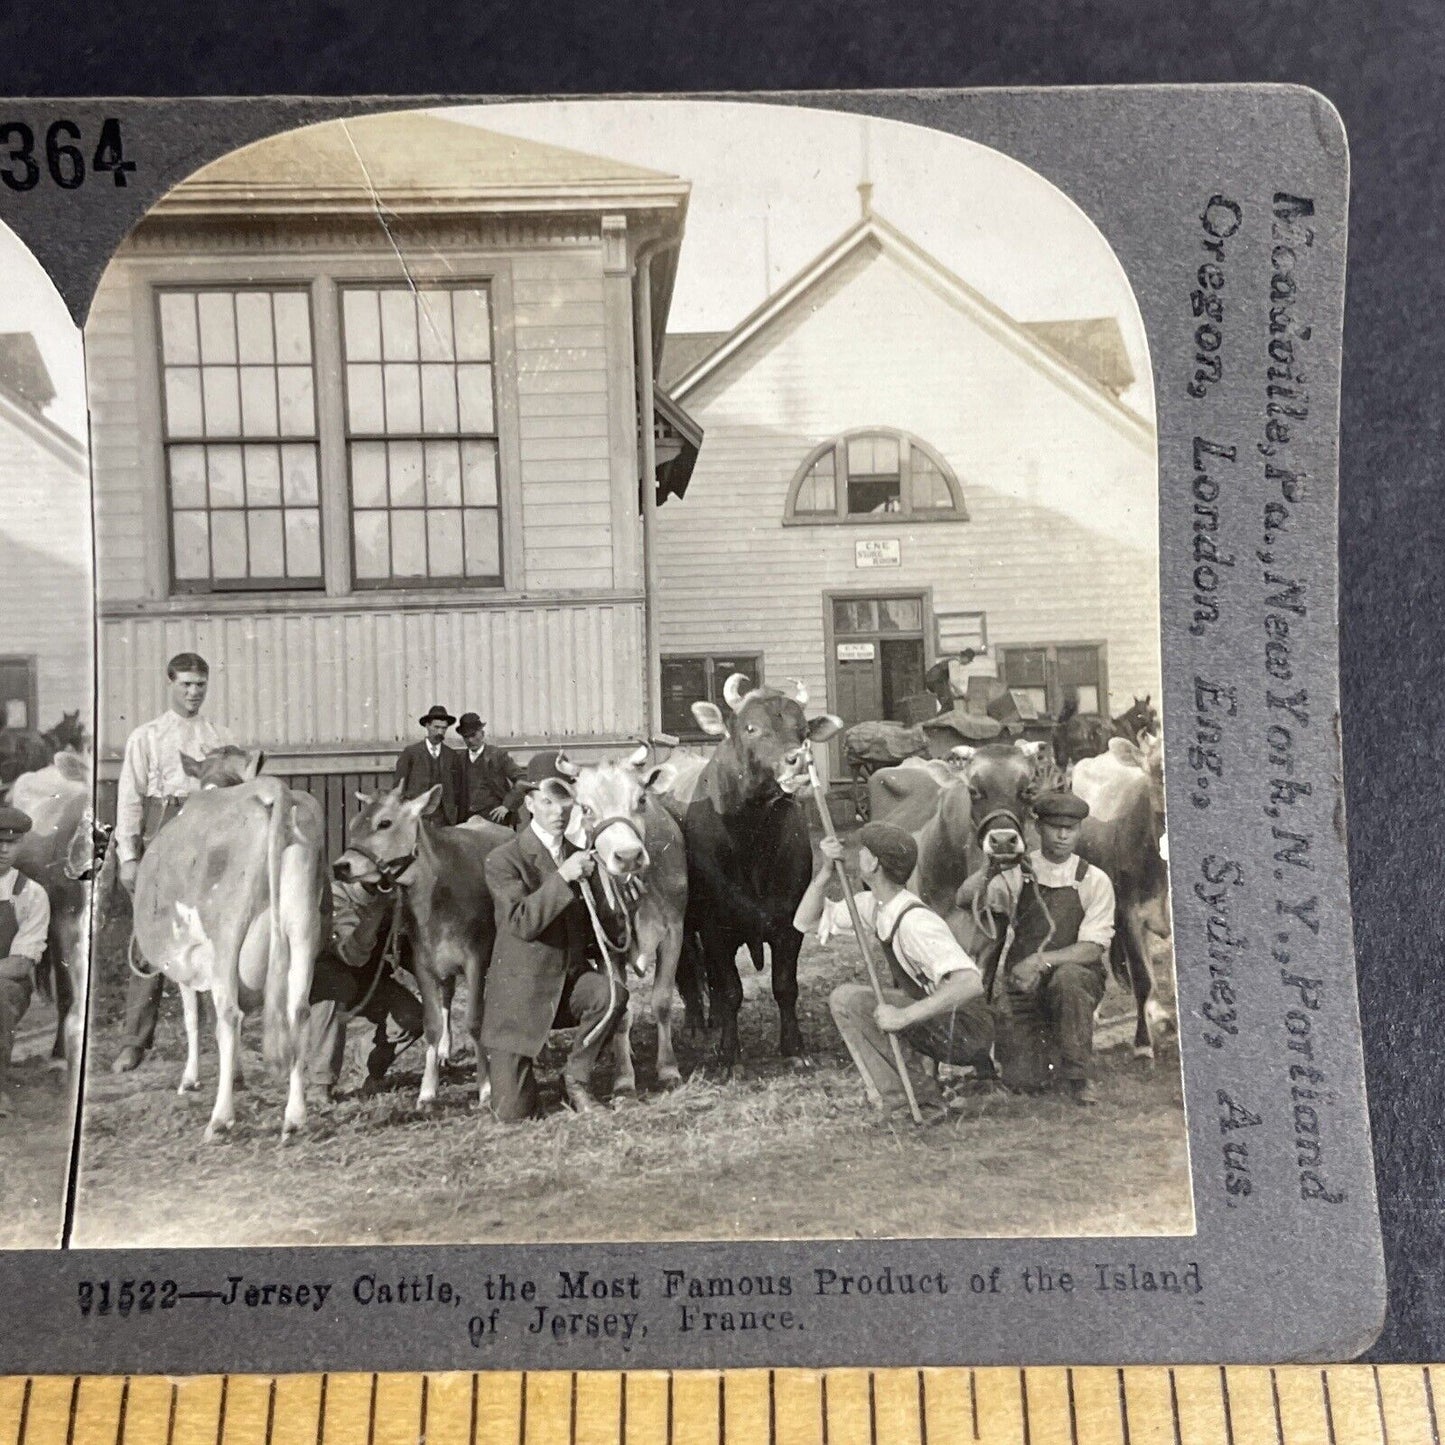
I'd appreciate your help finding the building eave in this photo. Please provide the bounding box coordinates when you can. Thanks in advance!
[0,387,86,473]
[671,212,1154,450]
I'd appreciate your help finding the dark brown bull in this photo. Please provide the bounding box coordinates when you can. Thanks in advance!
[332,781,512,1108]
[661,675,842,1077]
[1053,696,1159,771]
[868,741,1055,952]
[1072,733,1172,1057]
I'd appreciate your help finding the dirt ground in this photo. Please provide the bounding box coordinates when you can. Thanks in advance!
[0,993,75,1249]
[72,913,1192,1249]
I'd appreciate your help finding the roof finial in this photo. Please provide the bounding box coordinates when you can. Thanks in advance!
[858,118,874,219]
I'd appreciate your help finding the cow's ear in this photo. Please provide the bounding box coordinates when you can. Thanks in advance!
[807,713,844,744]
[415,784,443,817]
[691,702,729,737]
[643,763,677,794]
[180,752,204,779]
[242,748,265,780]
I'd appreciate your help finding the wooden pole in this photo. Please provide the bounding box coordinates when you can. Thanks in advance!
[807,762,925,1124]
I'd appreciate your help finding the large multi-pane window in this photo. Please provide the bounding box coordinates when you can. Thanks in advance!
[341,284,501,586]
[786,429,966,522]
[998,643,1106,718]
[661,654,763,738]
[159,287,321,590]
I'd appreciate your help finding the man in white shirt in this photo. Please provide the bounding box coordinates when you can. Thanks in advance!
[0,806,51,1118]
[969,789,1116,1105]
[111,651,232,1073]
[795,820,994,1124]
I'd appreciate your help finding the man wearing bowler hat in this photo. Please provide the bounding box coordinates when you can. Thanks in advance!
[0,806,50,1119]
[975,789,1116,1105]
[394,705,463,826]
[455,712,523,826]
[481,751,629,1120]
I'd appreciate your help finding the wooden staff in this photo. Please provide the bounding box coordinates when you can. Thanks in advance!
[806,761,924,1124]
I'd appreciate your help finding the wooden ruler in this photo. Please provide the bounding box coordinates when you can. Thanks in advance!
[0,1366,1439,1444]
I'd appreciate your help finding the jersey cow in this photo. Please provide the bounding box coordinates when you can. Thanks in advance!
[11,752,100,1080]
[1072,732,1172,1058]
[131,749,325,1140]
[869,740,1055,953]
[662,675,842,1077]
[333,781,512,1108]
[1053,696,1159,771]
[559,744,688,1089]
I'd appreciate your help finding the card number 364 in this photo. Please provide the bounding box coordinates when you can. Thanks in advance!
[0,119,134,190]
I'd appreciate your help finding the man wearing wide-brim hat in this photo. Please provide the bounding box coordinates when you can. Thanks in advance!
[0,805,49,1119]
[480,751,629,1120]
[976,789,1116,1106]
[393,705,463,827]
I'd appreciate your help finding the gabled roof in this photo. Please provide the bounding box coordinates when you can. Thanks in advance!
[669,212,1151,444]
[659,331,730,390]
[154,112,691,218]
[1022,319,1135,396]
[0,334,55,414]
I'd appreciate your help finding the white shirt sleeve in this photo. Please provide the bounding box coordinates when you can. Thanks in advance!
[817,891,876,948]
[10,877,50,963]
[1077,864,1117,951]
[114,724,151,863]
[893,907,979,988]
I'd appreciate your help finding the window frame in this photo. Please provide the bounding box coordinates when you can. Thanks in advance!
[783,428,968,526]
[996,641,1109,722]
[660,652,766,740]
[0,656,38,731]
[338,279,504,591]
[139,253,523,605]
[155,283,326,595]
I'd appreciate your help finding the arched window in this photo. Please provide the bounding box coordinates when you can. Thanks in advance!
[784,429,967,523]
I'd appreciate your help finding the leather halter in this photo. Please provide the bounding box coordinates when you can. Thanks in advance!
[974,803,1027,858]
[344,838,417,891]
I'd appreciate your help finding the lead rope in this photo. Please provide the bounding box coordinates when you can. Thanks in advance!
[341,886,406,1024]
[577,873,625,1051]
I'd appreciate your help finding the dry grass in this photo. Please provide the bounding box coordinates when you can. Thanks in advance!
[0,995,73,1249]
[73,913,1192,1249]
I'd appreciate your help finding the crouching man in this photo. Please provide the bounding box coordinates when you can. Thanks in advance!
[307,873,423,1098]
[794,821,993,1125]
[965,789,1115,1106]
[0,806,49,1120]
[481,752,629,1120]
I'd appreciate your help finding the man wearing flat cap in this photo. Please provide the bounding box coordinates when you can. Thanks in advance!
[0,806,50,1118]
[394,705,463,826]
[794,820,993,1124]
[455,713,523,827]
[481,752,629,1121]
[976,789,1116,1105]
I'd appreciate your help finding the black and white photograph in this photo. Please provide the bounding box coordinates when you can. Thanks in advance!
[0,220,93,1248]
[67,99,1187,1248]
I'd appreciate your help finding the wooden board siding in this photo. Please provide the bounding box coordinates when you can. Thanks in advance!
[96,598,646,759]
[0,402,91,726]
[658,242,1162,731]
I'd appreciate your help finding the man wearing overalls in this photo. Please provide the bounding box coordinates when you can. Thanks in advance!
[796,821,993,1125]
[111,651,232,1073]
[0,805,51,1119]
[980,789,1115,1106]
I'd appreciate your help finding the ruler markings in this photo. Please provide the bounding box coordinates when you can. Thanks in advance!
[970,1371,979,1442]
[619,1373,627,1445]
[365,1374,376,1445]
[1319,1372,1335,1445]
[820,1375,828,1445]
[1271,1370,1285,1445]
[1021,1372,1033,1445]
[470,1371,478,1445]
[1118,1372,1132,1445]
[1425,1369,1441,1445]
[1220,1369,1235,1445]
[418,1377,427,1445]
[915,1371,926,1445]
[214,1376,228,1445]
[1071,1368,1124,1445]
[1374,1368,1389,1445]
[570,1372,578,1445]
[718,1372,725,1445]
[770,1371,778,1445]
[311,1377,324,1445]
[1168,1371,1182,1445]
[115,1379,130,1445]
[16,1379,30,1445]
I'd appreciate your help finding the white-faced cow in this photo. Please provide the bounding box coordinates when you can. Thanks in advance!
[868,740,1056,953]
[11,751,102,1081]
[1072,732,1173,1057]
[559,744,689,1089]
[131,749,325,1139]
[333,781,512,1108]
[660,675,842,1077]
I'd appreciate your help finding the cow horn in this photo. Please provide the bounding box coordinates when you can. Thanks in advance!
[784,678,809,708]
[722,673,750,711]
[627,739,651,769]
[555,752,580,778]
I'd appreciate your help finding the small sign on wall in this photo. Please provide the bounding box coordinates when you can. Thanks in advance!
[854,538,901,568]
[837,641,876,661]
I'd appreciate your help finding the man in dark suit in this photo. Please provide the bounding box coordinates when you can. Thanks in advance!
[481,752,629,1120]
[455,712,523,826]
[393,705,462,826]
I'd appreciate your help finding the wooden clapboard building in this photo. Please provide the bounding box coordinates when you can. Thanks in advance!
[86,112,696,843]
[654,204,1160,765]
[0,334,90,732]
